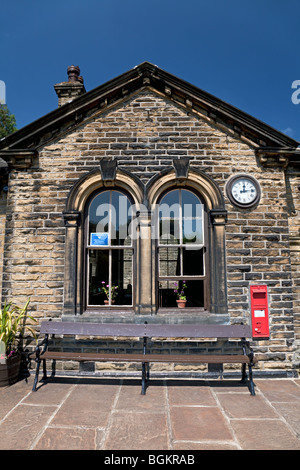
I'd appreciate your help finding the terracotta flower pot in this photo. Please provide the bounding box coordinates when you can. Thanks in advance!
[176,299,187,308]
[0,354,21,387]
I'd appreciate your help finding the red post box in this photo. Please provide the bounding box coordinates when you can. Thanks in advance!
[250,285,270,339]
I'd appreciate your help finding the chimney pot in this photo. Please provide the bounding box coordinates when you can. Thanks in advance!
[54,65,86,107]
[67,65,81,82]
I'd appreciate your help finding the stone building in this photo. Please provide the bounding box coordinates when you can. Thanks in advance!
[0,62,299,377]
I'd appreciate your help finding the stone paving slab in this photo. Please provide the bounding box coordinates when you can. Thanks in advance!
[0,375,299,450]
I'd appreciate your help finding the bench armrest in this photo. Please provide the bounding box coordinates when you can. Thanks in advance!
[27,334,49,361]
[242,339,254,357]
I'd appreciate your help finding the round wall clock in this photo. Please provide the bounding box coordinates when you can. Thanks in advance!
[226,174,261,208]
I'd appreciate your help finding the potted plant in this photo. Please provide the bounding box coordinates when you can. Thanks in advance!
[101,282,119,305]
[0,299,37,387]
[174,281,187,308]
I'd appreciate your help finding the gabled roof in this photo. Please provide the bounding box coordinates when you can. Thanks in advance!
[0,62,299,158]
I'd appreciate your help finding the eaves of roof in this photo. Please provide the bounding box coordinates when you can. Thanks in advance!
[0,62,299,155]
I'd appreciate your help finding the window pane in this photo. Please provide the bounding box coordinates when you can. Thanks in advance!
[88,190,132,247]
[181,190,203,245]
[159,189,203,245]
[112,249,133,305]
[159,280,204,308]
[184,280,204,307]
[159,190,180,244]
[159,279,178,307]
[88,249,133,306]
[182,217,203,244]
[111,191,132,246]
[183,248,204,275]
[88,250,109,305]
[159,219,180,244]
[159,247,180,277]
[88,192,110,244]
[160,189,179,207]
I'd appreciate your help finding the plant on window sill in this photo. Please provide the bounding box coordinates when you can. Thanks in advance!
[174,281,187,308]
[101,282,119,304]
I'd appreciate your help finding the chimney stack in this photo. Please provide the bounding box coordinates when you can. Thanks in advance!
[54,65,86,107]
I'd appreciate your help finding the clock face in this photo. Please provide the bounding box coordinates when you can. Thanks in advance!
[227,175,260,208]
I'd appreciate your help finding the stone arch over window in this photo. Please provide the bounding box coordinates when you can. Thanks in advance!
[62,165,144,316]
[146,167,228,316]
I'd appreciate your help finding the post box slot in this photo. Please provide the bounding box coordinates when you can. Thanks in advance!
[253,292,266,299]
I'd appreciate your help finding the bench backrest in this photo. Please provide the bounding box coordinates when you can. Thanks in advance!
[143,323,251,338]
[40,321,252,339]
[40,321,147,337]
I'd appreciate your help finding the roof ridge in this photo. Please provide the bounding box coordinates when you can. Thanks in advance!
[0,62,298,151]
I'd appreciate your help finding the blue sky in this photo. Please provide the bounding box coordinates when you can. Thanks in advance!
[1,0,300,143]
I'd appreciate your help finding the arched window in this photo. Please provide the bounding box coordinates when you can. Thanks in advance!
[157,188,209,310]
[86,189,133,308]
[64,165,227,318]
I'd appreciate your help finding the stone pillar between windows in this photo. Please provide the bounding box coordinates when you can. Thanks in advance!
[136,210,155,315]
[209,209,228,314]
[63,211,81,315]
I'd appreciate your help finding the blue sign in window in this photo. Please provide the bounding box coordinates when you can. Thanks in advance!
[90,232,109,246]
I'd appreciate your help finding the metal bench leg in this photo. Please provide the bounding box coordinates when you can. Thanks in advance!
[32,346,41,392]
[32,360,41,392]
[248,358,255,396]
[42,359,47,381]
[142,332,149,395]
[241,363,247,383]
[141,362,147,395]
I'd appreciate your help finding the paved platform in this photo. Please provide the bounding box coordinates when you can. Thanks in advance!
[0,375,300,450]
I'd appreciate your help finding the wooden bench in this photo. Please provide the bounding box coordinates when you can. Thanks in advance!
[31,321,257,395]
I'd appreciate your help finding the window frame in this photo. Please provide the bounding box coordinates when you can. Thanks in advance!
[84,188,135,311]
[156,187,210,311]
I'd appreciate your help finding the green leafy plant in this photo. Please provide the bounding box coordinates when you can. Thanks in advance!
[173,281,187,300]
[0,299,37,358]
[101,281,119,300]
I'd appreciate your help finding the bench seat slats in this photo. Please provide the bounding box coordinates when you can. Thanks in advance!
[39,351,256,364]
[41,352,146,362]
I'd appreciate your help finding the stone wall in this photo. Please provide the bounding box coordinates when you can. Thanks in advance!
[2,90,298,373]
[0,192,7,300]
[286,168,300,366]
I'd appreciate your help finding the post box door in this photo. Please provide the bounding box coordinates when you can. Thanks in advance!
[250,285,269,339]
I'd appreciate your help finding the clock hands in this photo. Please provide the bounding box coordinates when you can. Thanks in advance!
[240,188,254,193]
[240,182,254,194]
